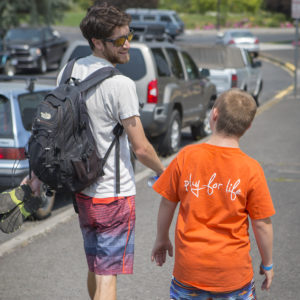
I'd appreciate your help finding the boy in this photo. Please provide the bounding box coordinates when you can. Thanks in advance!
[151,88,275,300]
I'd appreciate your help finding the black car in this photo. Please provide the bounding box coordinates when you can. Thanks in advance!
[2,26,69,75]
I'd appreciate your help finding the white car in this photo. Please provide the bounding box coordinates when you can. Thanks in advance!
[216,29,260,57]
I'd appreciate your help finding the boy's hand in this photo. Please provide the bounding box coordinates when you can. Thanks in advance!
[151,239,173,267]
[259,264,274,290]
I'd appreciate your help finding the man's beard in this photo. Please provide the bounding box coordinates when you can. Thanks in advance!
[103,45,130,65]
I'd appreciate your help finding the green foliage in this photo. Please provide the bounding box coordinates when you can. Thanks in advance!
[0,0,72,34]
[159,0,263,14]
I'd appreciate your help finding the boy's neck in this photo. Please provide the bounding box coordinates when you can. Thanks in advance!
[206,133,240,148]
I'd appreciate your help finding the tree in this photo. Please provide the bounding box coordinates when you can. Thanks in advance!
[92,0,159,10]
[0,0,71,35]
[264,0,291,18]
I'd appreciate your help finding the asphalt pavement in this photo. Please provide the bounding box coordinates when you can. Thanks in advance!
[0,42,300,299]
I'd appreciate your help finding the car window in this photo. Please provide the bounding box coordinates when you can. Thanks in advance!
[181,52,199,80]
[165,48,184,79]
[160,15,172,22]
[116,48,146,81]
[143,15,156,21]
[68,45,92,62]
[18,91,49,131]
[0,95,13,138]
[44,28,54,41]
[231,31,253,38]
[130,14,140,21]
[4,28,42,43]
[152,48,171,77]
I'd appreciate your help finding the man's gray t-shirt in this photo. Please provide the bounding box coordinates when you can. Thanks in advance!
[58,55,140,198]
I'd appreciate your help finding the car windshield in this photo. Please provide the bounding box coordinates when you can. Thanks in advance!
[4,28,42,43]
[231,31,254,38]
[0,95,13,138]
[18,91,49,131]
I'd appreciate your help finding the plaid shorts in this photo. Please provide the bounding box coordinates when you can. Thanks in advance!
[76,193,135,275]
[170,277,256,300]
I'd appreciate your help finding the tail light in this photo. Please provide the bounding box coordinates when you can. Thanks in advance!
[0,147,27,160]
[228,39,235,45]
[147,79,158,103]
[254,38,259,44]
[231,74,238,87]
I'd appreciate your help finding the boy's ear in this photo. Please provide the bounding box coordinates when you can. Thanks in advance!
[212,107,218,121]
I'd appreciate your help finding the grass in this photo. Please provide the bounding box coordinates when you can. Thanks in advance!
[55,9,291,30]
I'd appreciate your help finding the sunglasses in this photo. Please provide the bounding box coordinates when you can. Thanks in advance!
[103,30,134,47]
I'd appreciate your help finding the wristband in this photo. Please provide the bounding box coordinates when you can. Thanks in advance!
[261,263,273,271]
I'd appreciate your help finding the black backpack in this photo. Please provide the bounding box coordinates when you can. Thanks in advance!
[27,59,123,193]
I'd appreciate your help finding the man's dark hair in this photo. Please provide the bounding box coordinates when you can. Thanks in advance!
[80,2,131,50]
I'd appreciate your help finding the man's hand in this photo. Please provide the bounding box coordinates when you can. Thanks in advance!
[151,238,173,267]
[21,172,42,197]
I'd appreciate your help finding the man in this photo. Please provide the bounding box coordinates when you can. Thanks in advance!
[57,3,165,300]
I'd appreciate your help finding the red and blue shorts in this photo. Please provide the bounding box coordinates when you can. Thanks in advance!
[76,193,135,275]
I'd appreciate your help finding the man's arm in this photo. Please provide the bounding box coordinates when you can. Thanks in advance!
[122,116,165,175]
[151,197,177,266]
[251,217,274,290]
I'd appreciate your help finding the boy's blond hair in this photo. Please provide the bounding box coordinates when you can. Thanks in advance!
[214,88,257,137]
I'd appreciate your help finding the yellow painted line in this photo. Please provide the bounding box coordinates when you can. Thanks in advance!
[285,62,296,72]
[256,85,293,116]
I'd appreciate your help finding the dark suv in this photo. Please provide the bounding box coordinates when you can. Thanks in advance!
[60,39,217,156]
[2,26,68,75]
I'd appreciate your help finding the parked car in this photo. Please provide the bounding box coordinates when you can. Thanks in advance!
[60,39,217,155]
[216,29,260,57]
[2,26,69,74]
[0,75,57,219]
[126,8,184,39]
[198,45,263,106]
[0,40,17,76]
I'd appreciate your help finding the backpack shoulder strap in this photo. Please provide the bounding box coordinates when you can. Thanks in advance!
[78,66,122,94]
[60,58,78,85]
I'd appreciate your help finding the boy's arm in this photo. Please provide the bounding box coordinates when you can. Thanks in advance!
[251,217,274,290]
[151,197,178,266]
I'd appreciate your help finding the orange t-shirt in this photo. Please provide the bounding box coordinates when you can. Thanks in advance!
[153,143,275,292]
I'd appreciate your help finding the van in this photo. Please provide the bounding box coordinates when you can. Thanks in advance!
[126,8,184,39]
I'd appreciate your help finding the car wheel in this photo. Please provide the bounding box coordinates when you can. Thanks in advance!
[38,56,47,74]
[159,110,181,156]
[33,184,55,220]
[253,80,263,107]
[4,59,16,77]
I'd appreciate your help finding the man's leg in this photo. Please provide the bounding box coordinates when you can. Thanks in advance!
[87,270,96,299]
[93,274,117,300]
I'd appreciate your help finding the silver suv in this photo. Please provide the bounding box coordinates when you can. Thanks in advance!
[60,39,217,156]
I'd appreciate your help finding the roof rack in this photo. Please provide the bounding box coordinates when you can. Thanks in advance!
[0,75,56,92]
[131,23,173,43]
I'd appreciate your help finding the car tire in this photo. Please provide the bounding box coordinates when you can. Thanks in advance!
[33,184,55,220]
[253,80,263,106]
[38,56,47,74]
[159,110,181,156]
[4,59,16,77]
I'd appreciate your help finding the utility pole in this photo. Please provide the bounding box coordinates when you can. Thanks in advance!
[216,0,221,31]
[292,0,300,97]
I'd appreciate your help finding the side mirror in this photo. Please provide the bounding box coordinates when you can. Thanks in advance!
[253,60,262,68]
[199,68,210,78]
